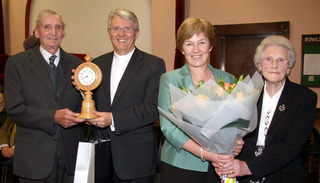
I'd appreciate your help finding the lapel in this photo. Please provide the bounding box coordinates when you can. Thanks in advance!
[257,92,263,125]
[28,47,56,94]
[111,48,144,105]
[266,78,294,138]
[179,64,194,89]
[28,47,75,97]
[59,49,75,95]
[255,90,264,140]
[100,53,113,107]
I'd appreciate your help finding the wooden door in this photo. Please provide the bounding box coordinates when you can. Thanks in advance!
[210,21,289,78]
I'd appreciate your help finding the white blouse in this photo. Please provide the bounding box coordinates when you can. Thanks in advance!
[256,81,285,146]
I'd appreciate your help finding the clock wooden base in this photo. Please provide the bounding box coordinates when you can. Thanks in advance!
[74,52,102,119]
[77,91,99,119]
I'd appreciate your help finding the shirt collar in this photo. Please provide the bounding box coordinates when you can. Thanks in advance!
[114,47,135,61]
[39,46,60,64]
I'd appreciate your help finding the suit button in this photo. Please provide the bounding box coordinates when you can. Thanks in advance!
[54,97,58,101]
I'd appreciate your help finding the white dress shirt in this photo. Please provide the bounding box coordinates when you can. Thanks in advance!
[109,48,135,131]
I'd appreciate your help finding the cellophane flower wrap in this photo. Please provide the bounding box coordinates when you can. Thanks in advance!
[158,71,264,155]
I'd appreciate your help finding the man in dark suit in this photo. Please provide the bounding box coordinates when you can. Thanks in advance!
[4,9,85,183]
[86,8,166,183]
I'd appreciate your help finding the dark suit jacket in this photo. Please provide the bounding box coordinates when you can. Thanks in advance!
[238,78,317,183]
[4,46,84,179]
[93,47,166,180]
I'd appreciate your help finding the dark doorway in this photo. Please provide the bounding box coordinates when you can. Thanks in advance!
[210,21,290,78]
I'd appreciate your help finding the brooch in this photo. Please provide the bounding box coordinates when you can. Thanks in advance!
[279,104,285,112]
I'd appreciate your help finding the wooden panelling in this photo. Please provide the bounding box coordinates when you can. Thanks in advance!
[211,21,289,78]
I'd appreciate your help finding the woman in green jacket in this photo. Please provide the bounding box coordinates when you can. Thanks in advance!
[158,17,243,183]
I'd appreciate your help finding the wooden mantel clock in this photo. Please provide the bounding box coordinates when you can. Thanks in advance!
[74,51,102,119]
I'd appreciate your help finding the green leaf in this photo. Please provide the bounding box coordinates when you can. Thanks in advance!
[217,76,224,88]
[220,118,250,129]
[196,81,204,88]
[179,85,189,93]
[238,75,244,82]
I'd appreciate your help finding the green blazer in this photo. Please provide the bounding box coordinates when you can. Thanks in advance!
[158,64,236,172]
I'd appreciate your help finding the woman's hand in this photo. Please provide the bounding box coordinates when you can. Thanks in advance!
[233,139,244,156]
[215,159,252,178]
[1,146,14,158]
[205,150,233,167]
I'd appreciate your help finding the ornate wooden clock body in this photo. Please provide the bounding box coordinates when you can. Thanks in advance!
[74,52,102,119]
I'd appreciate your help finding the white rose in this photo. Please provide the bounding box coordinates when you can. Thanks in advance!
[196,94,209,107]
[236,91,245,101]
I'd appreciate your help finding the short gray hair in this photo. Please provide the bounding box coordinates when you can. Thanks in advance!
[254,35,296,73]
[107,9,139,31]
[35,9,66,30]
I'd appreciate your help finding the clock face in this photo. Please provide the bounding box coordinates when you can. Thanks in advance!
[74,61,102,91]
[78,67,96,86]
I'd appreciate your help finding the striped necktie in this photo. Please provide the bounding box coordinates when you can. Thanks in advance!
[49,55,57,69]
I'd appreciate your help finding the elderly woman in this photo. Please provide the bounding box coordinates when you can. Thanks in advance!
[158,17,243,183]
[216,35,317,182]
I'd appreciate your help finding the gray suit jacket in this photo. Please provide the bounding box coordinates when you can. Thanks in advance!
[4,46,84,179]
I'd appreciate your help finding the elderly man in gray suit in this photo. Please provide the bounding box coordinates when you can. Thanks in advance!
[4,9,86,183]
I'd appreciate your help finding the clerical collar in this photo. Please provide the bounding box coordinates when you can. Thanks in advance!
[114,48,135,60]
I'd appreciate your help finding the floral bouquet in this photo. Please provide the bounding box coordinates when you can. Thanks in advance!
[158,71,264,183]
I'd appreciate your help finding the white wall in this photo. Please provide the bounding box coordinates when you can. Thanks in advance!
[29,0,152,58]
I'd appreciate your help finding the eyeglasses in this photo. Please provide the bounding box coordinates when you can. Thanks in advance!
[262,57,287,66]
[109,26,135,33]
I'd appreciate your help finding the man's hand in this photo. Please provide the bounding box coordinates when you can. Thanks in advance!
[87,110,112,128]
[71,69,82,91]
[55,108,86,128]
